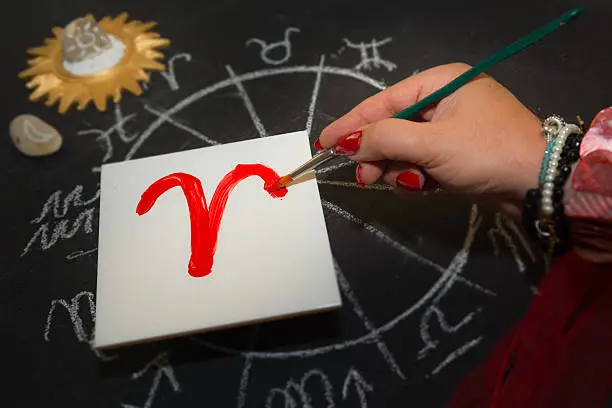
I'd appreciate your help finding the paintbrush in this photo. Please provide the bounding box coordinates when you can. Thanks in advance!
[268,7,582,192]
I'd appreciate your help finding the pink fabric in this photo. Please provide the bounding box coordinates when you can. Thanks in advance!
[564,107,612,263]
[580,107,612,158]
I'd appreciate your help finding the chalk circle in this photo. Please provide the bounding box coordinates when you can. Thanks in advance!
[135,63,480,361]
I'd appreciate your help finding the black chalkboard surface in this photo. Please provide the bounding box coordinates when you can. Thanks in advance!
[2,0,611,407]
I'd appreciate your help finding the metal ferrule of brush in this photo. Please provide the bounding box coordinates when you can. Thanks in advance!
[288,147,338,180]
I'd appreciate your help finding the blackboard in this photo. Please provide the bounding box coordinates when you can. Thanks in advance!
[2,0,611,406]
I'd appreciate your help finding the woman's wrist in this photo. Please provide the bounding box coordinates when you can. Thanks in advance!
[520,107,612,263]
[501,118,547,220]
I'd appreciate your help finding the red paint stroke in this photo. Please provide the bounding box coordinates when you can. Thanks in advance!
[136,164,288,277]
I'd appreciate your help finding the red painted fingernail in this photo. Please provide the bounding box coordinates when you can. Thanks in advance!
[356,164,366,189]
[314,138,323,150]
[396,170,424,191]
[335,130,362,156]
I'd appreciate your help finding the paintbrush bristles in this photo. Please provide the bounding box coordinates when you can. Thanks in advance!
[267,175,293,192]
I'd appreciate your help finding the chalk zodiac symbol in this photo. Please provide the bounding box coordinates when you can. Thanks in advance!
[44,290,117,361]
[246,27,300,65]
[22,185,100,256]
[343,37,397,72]
[77,104,138,172]
[159,52,192,91]
[266,369,334,408]
[265,367,373,408]
[122,352,181,408]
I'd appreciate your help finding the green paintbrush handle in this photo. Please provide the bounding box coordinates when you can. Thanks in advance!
[392,8,582,120]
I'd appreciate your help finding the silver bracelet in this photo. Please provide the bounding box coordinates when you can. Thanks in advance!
[539,116,582,216]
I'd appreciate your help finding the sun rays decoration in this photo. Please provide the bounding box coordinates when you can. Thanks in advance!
[19,13,170,114]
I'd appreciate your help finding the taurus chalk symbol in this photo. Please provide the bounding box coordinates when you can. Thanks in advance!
[246,27,300,66]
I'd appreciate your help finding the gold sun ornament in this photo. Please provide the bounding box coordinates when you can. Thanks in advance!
[19,13,170,114]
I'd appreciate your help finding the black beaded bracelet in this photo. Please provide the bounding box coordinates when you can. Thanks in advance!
[523,117,583,257]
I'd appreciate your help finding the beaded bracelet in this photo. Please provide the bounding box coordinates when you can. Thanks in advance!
[538,116,563,184]
[523,115,583,259]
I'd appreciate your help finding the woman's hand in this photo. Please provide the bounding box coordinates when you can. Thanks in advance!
[316,63,546,219]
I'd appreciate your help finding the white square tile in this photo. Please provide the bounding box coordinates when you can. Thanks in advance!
[94,131,341,348]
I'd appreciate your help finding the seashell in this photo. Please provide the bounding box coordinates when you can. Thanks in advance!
[10,114,62,157]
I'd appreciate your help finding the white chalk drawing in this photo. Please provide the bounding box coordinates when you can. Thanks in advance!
[44,290,116,361]
[323,200,444,271]
[266,367,371,408]
[316,159,354,175]
[80,100,218,171]
[418,206,484,360]
[429,337,483,377]
[122,352,181,408]
[322,200,494,296]
[343,38,396,72]
[66,247,98,260]
[22,185,100,256]
[305,55,325,138]
[265,369,334,408]
[418,306,482,359]
[246,27,300,66]
[330,45,346,60]
[488,213,537,273]
[23,208,94,256]
[159,52,192,91]
[142,51,192,91]
[132,60,383,147]
[317,179,393,191]
[342,368,374,408]
[144,105,220,146]
[237,356,254,408]
[124,63,385,161]
[226,65,268,138]
[195,202,493,361]
[335,260,405,379]
[264,367,372,408]
[30,184,100,224]
[192,203,493,400]
[236,326,261,408]
[77,103,138,171]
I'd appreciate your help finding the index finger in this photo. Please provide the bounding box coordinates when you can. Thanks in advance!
[316,62,472,149]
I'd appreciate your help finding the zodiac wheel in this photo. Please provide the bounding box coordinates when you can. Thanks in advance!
[15,23,539,408]
[113,57,500,382]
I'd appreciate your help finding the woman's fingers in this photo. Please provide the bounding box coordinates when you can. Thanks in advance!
[355,161,385,188]
[331,118,449,168]
[382,161,440,190]
[316,62,473,149]
[384,164,426,191]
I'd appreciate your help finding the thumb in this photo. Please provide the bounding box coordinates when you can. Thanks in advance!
[331,118,448,168]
